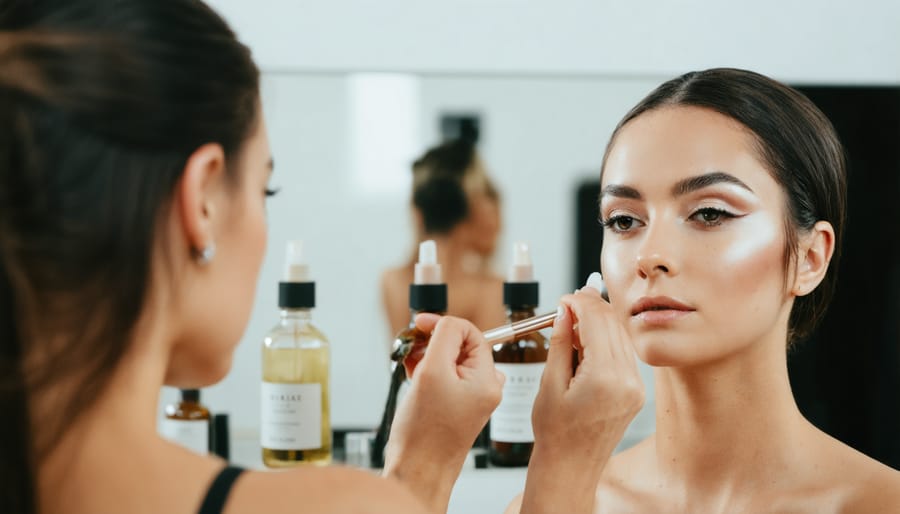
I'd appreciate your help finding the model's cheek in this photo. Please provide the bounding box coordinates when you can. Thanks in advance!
[715,217,785,297]
[600,240,636,316]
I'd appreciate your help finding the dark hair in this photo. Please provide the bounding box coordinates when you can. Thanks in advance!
[601,68,847,343]
[0,1,259,512]
[414,138,477,179]
[413,175,470,234]
[411,139,477,235]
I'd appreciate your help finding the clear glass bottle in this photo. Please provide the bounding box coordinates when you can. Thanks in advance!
[261,241,331,467]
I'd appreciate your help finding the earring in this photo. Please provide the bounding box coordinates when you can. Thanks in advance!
[197,242,216,265]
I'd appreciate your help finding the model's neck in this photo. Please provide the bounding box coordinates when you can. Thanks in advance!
[37,301,171,512]
[651,324,809,496]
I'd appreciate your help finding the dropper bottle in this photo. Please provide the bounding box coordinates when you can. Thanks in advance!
[371,240,448,467]
[489,242,548,467]
[160,389,211,455]
[260,240,331,467]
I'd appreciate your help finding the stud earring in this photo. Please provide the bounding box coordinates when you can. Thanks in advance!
[197,242,216,265]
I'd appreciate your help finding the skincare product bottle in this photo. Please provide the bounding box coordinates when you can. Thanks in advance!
[490,242,548,467]
[371,240,447,467]
[160,389,211,455]
[211,413,230,461]
[261,240,331,467]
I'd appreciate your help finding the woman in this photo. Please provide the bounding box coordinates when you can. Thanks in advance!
[508,68,900,512]
[381,139,507,336]
[0,2,505,513]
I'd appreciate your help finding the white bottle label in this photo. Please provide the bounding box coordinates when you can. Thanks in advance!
[490,362,545,443]
[261,382,322,450]
[159,419,208,454]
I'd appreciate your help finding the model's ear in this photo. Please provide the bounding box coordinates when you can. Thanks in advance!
[791,221,835,297]
[175,143,226,262]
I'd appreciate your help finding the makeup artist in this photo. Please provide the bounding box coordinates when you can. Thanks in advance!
[0,2,507,513]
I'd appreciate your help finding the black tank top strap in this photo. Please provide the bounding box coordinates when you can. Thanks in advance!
[197,465,245,514]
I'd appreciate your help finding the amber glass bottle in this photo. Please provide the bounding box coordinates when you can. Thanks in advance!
[160,389,211,454]
[490,243,548,467]
[371,240,446,467]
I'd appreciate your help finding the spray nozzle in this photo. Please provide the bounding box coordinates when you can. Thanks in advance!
[283,240,310,282]
[507,241,534,282]
[413,240,442,284]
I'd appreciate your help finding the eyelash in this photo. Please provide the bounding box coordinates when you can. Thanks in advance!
[689,207,736,227]
[599,207,737,233]
[599,215,640,233]
[265,187,280,198]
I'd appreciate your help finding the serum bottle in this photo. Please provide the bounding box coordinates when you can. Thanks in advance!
[261,240,331,467]
[160,389,211,454]
[371,240,447,467]
[490,242,548,467]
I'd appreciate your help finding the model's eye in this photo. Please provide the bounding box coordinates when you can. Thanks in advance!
[600,215,644,233]
[689,207,735,227]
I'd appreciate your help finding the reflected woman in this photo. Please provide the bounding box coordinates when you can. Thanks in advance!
[381,139,507,337]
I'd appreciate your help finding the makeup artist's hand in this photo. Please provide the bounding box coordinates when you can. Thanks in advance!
[383,314,504,514]
[519,275,644,514]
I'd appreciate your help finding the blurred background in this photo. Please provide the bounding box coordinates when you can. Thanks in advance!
[159,0,900,472]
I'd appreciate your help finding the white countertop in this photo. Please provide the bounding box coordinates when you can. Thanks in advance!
[231,436,526,514]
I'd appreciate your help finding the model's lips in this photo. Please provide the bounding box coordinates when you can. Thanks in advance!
[630,296,695,316]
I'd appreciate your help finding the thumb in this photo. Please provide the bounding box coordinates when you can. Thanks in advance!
[542,303,575,393]
[421,316,480,371]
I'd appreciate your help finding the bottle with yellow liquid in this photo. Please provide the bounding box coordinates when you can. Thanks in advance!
[261,240,331,467]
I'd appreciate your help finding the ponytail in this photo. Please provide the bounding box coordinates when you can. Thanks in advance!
[0,2,260,512]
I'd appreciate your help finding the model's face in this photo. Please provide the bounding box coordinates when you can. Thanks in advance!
[167,113,273,385]
[599,106,794,367]
[466,191,501,257]
[213,115,272,352]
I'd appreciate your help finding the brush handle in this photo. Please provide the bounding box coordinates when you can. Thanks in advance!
[482,311,558,344]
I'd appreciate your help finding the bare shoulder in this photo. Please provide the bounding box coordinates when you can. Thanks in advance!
[595,437,659,512]
[451,272,505,329]
[835,448,900,512]
[791,429,900,513]
[226,467,424,514]
[381,265,412,295]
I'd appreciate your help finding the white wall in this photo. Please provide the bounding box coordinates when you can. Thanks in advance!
[206,0,900,83]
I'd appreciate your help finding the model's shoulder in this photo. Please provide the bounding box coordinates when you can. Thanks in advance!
[804,433,900,513]
[381,264,412,283]
[839,457,900,513]
[595,437,659,512]
[381,266,412,293]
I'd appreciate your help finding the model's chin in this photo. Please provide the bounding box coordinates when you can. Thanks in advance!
[631,332,708,368]
[633,340,683,367]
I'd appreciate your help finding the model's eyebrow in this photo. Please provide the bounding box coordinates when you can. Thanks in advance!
[598,184,642,203]
[599,171,754,206]
[671,171,753,197]
[268,158,275,172]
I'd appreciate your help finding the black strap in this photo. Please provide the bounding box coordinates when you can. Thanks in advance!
[197,465,245,514]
